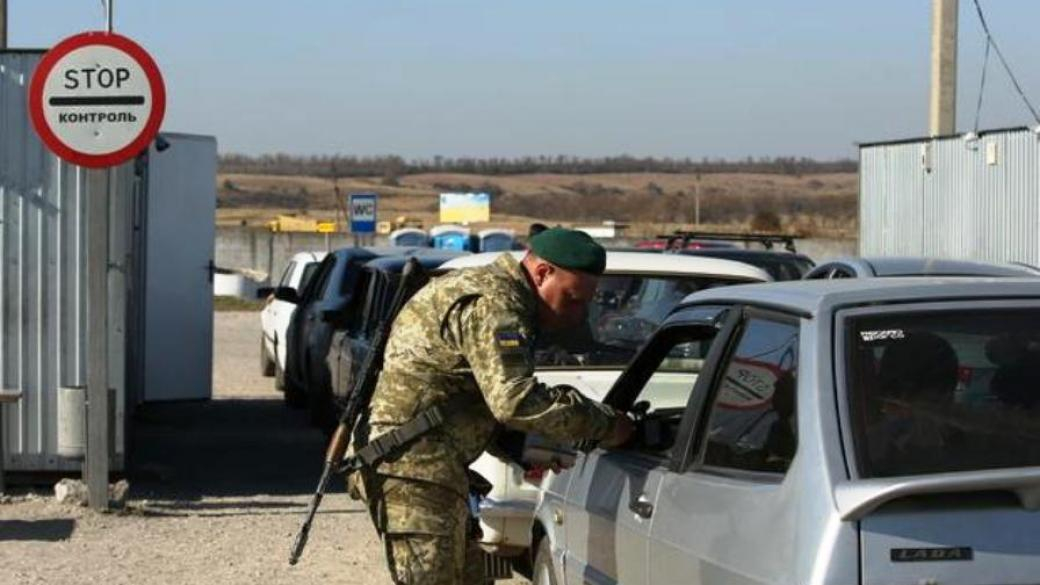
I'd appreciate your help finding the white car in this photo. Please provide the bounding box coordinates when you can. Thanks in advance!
[259,251,327,391]
[437,251,771,571]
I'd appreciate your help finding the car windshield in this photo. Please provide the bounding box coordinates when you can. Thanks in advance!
[846,309,1040,478]
[534,274,748,368]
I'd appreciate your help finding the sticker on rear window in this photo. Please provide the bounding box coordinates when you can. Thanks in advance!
[860,329,906,342]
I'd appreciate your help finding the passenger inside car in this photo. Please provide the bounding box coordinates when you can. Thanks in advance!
[865,331,961,474]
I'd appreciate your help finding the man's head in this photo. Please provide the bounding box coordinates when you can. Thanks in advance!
[528,222,549,238]
[522,228,606,331]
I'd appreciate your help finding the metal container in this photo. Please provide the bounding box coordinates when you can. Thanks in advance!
[860,127,1040,264]
[56,385,86,458]
[0,51,132,472]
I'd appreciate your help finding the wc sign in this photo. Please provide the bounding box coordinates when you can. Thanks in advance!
[349,193,378,234]
[29,32,166,168]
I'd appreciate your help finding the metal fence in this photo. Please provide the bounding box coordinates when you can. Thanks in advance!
[0,51,132,472]
[860,127,1040,264]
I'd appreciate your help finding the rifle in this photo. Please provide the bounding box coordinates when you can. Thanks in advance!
[289,257,430,565]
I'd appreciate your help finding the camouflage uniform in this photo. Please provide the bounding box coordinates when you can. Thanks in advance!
[355,253,617,585]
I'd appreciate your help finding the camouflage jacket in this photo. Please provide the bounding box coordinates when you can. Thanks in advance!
[358,253,616,494]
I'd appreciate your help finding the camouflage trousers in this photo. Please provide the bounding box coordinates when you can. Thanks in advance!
[357,473,487,585]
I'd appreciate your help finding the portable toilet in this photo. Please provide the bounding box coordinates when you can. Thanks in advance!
[478,229,516,252]
[389,228,429,247]
[430,225,472,251]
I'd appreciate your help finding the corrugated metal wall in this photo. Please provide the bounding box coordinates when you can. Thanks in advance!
[860,128,1040,264]
[0,51,131,472]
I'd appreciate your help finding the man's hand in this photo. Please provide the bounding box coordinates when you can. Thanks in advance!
[601,411,635,448]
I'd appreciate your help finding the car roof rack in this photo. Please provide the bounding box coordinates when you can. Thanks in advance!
[655,231,800,253]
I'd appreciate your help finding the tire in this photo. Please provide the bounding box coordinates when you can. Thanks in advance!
[309,392,336,436]
[279,363,306,408]
[532,538,558,585]
[260,335,276,377]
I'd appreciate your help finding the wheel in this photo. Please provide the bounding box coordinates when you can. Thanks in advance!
[279,363,306,408]
[260,335,276,377]
[532,537,558,585]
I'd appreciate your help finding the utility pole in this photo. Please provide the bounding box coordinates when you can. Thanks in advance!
[85,0,115,511]
[929,0,959,136]
[1,0,8,50]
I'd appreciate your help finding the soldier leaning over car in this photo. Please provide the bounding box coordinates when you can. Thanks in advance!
[350,228,634,585]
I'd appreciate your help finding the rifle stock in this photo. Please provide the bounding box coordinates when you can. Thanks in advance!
[289,258,429,565]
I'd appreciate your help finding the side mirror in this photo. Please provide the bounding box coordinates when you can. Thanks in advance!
[256,286,274,299]
[271,286,299,304]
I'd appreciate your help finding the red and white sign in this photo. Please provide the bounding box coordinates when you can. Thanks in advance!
[29,32,166,168]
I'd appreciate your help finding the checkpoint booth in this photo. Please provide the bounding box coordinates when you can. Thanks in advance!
[0,46,216,487]
[477,229,516,252]
[430,225,472,251]
[389,228,429,248]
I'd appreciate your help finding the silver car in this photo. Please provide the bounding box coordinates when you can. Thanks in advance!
[803,256,1039,279]
[532,277,1040,585]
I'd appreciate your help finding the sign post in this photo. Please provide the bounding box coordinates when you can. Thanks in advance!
[349,192,377,247]
[29,28,165,510]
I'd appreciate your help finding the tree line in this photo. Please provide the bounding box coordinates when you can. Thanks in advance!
[218,153,856,178]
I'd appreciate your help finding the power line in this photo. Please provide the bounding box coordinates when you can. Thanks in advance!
[972,38,990,133]
[971,0,1040,125]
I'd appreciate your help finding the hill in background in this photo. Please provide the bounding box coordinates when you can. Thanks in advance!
[216,155,857,238]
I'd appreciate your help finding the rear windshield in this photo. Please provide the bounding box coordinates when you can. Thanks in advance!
[846,309,1040,478]
[535,275,748,368]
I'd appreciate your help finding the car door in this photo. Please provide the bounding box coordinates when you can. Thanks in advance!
[648,309,802,585]
[344,269,386,397]
[269,260,298,367]
[286,255,337,387]
[328,268,373,400]
[262,260,295,353]
[561,307,736,585]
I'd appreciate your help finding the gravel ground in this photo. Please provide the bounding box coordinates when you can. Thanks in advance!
[0,311,525,585]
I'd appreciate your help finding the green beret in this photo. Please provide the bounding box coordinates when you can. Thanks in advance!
[528,227,606,275]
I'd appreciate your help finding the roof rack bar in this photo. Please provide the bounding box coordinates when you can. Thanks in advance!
[653,231,801,252]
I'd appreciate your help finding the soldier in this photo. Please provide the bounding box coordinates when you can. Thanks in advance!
[354,227,634,585]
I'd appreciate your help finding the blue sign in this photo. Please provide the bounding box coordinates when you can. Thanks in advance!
[349,192,377,234]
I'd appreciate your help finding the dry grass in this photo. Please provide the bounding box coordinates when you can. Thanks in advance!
[216,171,858,238]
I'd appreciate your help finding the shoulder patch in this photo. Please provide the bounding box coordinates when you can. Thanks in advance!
[495,330,525,350]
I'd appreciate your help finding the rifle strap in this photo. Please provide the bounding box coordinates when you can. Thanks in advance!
[338,393,469,474]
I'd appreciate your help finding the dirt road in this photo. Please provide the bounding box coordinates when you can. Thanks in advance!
[0,312,523,585]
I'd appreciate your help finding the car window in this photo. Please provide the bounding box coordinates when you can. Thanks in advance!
[360,274,387,338]
[301,257,336,302]
[846,309,1040,478]
[701,316,799,475]
[804,265,830,280]
[535,274,750,368]
[278,261,296,288]
[831,266,855,279]
[609,325,723,459]
[341,271,372,335]
[298,261,321,292]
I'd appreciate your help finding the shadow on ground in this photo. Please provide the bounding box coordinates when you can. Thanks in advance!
[0,519,76,541]
[129,398,331,500]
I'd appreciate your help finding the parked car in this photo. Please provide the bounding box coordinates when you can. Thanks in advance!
[325,252,466,415]
[279,247,445,423]
[435,251,771,570]
[804,256,1039,279]
[258,251,326,389]
[532,276,1040,585]
[675,249,815,281]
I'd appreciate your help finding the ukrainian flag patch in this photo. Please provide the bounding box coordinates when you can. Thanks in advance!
[495,330,524,350]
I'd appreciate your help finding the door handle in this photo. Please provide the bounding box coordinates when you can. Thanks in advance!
[629,494,653,519]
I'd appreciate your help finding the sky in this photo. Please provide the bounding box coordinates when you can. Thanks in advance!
[8,1,1040,160]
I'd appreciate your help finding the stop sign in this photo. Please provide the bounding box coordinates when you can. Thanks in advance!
[28,31,166,168]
